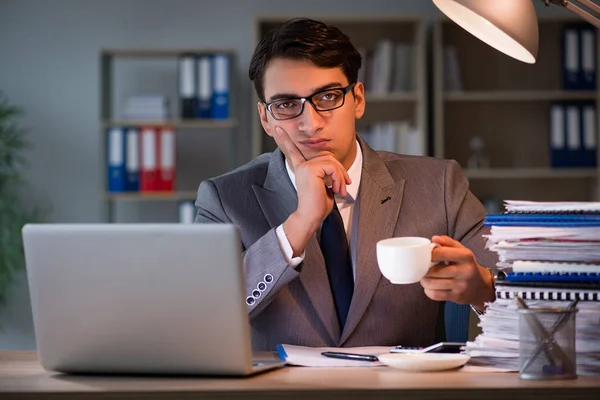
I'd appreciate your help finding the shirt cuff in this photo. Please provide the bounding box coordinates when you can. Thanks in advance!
[470,304,485,317]
[275,224,305,267]
[471,268,497,317]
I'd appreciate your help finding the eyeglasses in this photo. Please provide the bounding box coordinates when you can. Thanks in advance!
[265,82,356,121]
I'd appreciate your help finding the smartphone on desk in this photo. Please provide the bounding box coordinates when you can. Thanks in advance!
[390,342,465,354]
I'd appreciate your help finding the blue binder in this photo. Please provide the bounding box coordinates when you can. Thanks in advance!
[484,213,600,227]
[565,103,582,167]
[211,54,230,119]
[580,102,598,168]
[562,26,581,90]
[503,272,600,283]
[580,26,597,90]
[549,103,568,167]
[107,127,126,192]
[125,128,139,192]
[196,55,212,119]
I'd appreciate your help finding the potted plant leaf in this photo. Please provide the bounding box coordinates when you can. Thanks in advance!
[0,92,43,304]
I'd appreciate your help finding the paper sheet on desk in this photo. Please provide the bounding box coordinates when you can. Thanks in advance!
[460,365,515,373]
[276,344,391,367]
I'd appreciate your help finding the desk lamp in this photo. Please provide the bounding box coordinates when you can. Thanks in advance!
[432,0,600,64]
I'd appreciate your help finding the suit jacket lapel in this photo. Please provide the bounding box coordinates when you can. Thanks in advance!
[252,149,340,343]
[252,149,297,227]
[339,138,405,345]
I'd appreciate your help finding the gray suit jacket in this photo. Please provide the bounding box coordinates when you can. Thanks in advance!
[195,137,497,350]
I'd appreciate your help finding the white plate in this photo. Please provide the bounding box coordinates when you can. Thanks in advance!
[378,353,470,372]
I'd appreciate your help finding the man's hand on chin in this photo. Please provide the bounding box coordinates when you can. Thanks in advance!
[274,126,351,257]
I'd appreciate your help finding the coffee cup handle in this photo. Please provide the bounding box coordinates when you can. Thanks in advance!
[429,242,440,268]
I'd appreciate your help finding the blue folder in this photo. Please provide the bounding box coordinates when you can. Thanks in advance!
[107,127,126,192]
[503,272,600,283]
[562,26,581,90]
[484,213,600,227]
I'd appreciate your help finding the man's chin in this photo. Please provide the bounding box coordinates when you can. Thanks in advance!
[301,149,336,161]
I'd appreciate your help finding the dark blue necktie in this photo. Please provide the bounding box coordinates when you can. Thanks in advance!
[320,202,354,329]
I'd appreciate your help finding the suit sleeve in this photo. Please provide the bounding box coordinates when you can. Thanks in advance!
[443,160,498,269]
[194,179,300,318]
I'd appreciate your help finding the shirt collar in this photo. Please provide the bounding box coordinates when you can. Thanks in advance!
[284,140,362,203]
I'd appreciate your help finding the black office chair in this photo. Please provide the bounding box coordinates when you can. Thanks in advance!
[444,301,471,342]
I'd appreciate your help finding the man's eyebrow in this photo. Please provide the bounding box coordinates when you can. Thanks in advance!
[267,82,345,102]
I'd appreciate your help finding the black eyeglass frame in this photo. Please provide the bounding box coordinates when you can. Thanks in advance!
[264,82,356,121]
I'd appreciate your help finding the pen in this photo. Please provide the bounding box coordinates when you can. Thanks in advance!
[321,351,379,362]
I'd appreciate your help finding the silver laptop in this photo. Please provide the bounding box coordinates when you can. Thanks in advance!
[22,223,285,376]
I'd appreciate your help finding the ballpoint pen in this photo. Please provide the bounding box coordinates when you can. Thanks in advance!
[321,351,379,362]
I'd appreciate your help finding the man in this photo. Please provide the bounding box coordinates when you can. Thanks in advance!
[195,18,497,350]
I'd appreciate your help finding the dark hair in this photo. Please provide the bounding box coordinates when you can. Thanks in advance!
[249,18,362,102]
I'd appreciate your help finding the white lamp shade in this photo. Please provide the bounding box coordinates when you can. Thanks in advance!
[433,0,539,64]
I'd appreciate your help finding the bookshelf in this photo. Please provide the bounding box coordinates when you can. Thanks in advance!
[103,191,199,201]
[444,90,597,102]
[100,48,238,222]
[251,16,428,159]
[433,17,600,210]
[102,119,238,129]
[464,167,597,180]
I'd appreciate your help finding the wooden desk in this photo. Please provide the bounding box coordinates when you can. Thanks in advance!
[1,351,599,399]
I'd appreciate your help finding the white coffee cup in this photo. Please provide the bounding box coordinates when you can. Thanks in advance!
[376,237,439,284]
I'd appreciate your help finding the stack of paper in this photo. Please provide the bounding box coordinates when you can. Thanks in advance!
[483,201,600,270]
[121,95,170,121]
[504,200,600,213]
[466,299,600,375]
[466,200,600,375]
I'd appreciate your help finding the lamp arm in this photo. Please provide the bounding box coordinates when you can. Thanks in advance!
[542,0,600,28]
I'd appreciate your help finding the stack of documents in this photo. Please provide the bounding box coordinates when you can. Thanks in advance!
[466,299,600,375]
[504,201,600,213]
[465,200,600,375]
[121,95,170,121]
[484,200,600,270]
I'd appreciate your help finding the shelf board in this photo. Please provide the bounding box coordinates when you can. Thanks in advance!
[105,191,198,201]
[365,92,419,102]
[258,15,424,24]
[101,48,236,58]
[465,168,597,179]
[444,91,597,102]
[102,119,237,129]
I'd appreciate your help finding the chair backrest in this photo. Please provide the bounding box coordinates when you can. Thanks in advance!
[444,301,470,342]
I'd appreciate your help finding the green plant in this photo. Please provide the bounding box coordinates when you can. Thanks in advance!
[0,92,41,303]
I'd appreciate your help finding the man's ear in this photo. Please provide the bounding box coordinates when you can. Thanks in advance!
[353,81,366,120]
[257,102,273,137]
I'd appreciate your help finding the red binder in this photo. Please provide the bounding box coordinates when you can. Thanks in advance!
[139,126,158,192]
[157,127,176,191]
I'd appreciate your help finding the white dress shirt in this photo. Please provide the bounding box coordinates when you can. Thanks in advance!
[275,140,363,280]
